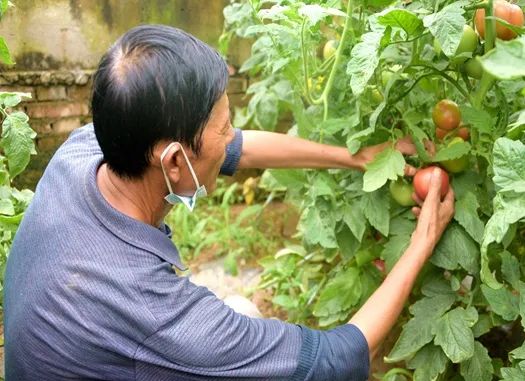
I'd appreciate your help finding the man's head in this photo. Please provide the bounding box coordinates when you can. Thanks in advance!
[92,25,230,185]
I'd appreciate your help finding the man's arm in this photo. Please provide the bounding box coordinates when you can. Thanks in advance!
[349,168,455,358]
[238,130,417,172]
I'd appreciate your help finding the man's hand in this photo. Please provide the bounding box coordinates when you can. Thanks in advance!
[411,167,455,254]
[353,136,434,176]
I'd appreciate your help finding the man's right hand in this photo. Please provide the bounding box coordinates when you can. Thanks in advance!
[410,167,455,256]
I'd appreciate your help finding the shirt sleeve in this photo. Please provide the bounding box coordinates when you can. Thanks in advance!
[219,128,243,176]
[134,268,369,380]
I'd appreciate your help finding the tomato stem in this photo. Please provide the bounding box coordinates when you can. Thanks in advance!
[318,0,354,141]
[472,0,496,108]
[409,64,472,102]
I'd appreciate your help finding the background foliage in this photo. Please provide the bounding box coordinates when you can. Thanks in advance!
[221,0,525,379]
[0,0,36,308]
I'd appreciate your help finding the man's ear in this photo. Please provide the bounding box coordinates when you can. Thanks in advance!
[155,142,183,184]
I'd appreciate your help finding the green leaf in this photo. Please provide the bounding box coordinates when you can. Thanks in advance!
[382,235,410,272]
[518,281,525,326]
[431,224,479,274]
[492,138,525,193]
[433,307,477,363]
[433,140,471,162]
[406,344,448,381]
[336,224,360,261]
[501,362,525,381]
[454,192,485,244]
[423,2,466,57]
[347,31,383,95]
[342,203,366,242]
[254,92,278,131]
[479,36,525,80]
[0,92,32,108]
[483,194,525,250]
[472,313,492,338]
[460,106,494,134]
[258,5,290,21]
[300,200,338,249]
[386,316,435,362]
[510,342,525,361]
[0,198,14,216]
[377,9,424,38]
[362,189,390,236]
[500,251,520,289]
[1,112,37,179]
[313,267,361,317]
[0,37,13,65]
[0,0,9,18]
[409,294,456,319]
[272,294,298,309]
[481,284,519,321]
[363,147,405,192]
[460,341,493,381]
[298,4,346,25]
[266,169,306,190]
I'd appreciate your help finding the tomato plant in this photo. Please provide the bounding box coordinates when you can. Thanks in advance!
[475,0,524,41]
[222,0,525,378]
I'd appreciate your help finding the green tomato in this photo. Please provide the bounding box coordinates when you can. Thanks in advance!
[367,86,384,105]
[434,25,478,62]
[463,57,483,79]
[455,25,478,62]
[389,179,416,207]
[323,40,339,61]
[381,71,393,87]
[441,137,469,173]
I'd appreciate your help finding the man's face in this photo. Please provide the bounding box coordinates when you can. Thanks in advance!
[173,93,235,195]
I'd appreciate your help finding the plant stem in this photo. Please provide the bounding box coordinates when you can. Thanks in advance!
[409,64,472,102]
[472,0,496,107]
[317,0,354,141]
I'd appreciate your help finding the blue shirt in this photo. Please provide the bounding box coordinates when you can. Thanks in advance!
[4,124,369,380]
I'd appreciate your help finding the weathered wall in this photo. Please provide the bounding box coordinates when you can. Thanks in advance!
[0,0,251,189]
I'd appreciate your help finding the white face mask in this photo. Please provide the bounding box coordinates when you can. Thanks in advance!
[160,142,207,212]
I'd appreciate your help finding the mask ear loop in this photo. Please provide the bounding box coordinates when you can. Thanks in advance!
[160,142,202,192]
[175,143,202,190]
[160,142,179,195]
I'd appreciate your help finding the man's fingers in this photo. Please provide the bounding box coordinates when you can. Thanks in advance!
[442,186,455,219]
[424,139,436,158]
[404,164,417,177]
[395,136,417,156]
[412,192,423,206]
[412,207,421,218]
[424,168,443,204]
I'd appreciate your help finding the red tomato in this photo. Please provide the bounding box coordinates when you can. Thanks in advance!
[432,100,461,131]
[436,127,450,141]
[475,0,524,41]
[457,126,470,140]
[413,166,450,200]
[373,259,386,274]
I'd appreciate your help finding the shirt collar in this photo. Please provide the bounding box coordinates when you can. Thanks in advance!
[84,159,187,271]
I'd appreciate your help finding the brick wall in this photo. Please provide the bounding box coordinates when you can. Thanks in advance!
[1,69,249,189]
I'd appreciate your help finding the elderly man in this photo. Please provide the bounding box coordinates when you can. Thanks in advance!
[4,25,454,380]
